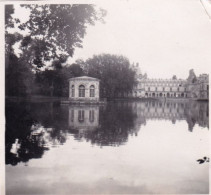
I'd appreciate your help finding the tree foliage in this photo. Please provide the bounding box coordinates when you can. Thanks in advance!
[84,54,136,98]
[35,62,84,97]
[6,54,34,96]
[172,75,177,80]
[18,4,106,68]
[5,4,106,96]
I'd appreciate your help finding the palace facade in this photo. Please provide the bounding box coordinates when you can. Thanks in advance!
[132,67,209,100]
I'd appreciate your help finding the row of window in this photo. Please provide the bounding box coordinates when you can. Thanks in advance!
[147,87,186,92]
[142,83,183,87]
[145,92,187,97]
[70,110,95,123]
[71,85,95,97]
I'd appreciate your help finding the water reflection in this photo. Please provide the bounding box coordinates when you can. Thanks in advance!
[69,103,138,146]
[68,106,99,131]
[6,100,209,166]
[5,102,66,166]
[132,100,209,131]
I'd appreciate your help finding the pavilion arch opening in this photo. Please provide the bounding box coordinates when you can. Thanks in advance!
[79,85,85,97]
[71,85,75,97]
[90,85,95,97]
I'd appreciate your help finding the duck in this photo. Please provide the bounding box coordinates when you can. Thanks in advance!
[197,159,205,164]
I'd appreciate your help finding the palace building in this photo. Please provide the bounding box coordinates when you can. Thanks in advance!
[131,66,209,100]
[133,77,187,98]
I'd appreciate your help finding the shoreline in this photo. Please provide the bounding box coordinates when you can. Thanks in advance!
[5,95,209,103]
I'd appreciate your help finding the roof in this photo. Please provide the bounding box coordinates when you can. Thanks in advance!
[68,76,100,81]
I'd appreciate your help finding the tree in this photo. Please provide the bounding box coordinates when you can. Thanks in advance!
[5,8,34,97]
[18,4,106,69]
[84,54,136,98]
[64,63,84,77]
[35,62,85,97]
[187,69,197,83]
[172,75,177,80]
[5,4,106,96]
[6,54,34,96]
[5,5,34,96]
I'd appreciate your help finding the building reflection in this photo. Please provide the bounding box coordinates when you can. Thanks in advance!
[131,100,209,131]
[68,105,99,132]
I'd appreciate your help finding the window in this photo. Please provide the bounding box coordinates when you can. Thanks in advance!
[170,87,172,92]
[79,85,85,97]
[71,85,75,97]
[163,87,165,91]
[71,110,74,122]
[148,87,150,91]
[89,110,94,122]
[78,110,84,123]
[90,85,95,97]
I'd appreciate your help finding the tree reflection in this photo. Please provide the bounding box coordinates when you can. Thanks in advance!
[184,101,209,131]
[5,101,68,166]
[6,102,46,165]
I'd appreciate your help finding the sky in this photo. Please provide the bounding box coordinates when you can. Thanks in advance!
[12,0,211,79]
[68,0,211,79]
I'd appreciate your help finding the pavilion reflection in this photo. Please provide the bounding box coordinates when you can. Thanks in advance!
[68,103,138,146]
[68,105,99,132]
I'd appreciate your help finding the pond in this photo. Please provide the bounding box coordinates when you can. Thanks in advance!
[5,100,209,194]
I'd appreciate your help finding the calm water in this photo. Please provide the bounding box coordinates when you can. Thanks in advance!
[5,100,209,194]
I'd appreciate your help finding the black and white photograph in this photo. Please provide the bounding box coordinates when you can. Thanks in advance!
[1,0,210,194]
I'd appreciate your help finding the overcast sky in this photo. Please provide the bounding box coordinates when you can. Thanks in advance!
[68,0,211,79]
[13,0,211,79]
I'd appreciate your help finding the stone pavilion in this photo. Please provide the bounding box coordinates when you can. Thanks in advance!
[68,76,100,102]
